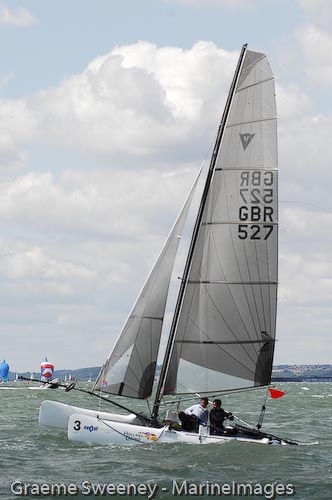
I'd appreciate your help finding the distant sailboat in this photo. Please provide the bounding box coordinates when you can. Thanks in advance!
[39,358,59,390]
[40,357,54,381]
[0,360,9,383]
[39,45,295,446]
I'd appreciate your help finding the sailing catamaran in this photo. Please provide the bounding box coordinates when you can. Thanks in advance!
[39,45,295,445]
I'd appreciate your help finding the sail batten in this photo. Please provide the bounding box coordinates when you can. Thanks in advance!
[235,76,274,93]
[187,280,277,284]
[176,340,275,345]
[202,222,278,226]
[227,117,276,128]
[130,315,163,321]
[217,167,277,171]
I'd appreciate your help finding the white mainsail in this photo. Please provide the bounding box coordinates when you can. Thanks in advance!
[163,49,278,395]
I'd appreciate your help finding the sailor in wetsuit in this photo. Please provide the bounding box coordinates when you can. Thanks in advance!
[209,399,234,435]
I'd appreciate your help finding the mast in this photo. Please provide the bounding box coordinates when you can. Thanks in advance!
[152,44,248,423]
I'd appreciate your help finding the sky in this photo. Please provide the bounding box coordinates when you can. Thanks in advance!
[0,0,331,373]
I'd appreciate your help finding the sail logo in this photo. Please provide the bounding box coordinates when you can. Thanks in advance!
[239,133,255,150]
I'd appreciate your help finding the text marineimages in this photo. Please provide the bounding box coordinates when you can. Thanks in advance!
[9,480,296,499]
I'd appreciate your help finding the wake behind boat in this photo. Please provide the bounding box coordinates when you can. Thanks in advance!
[39,45,297,446]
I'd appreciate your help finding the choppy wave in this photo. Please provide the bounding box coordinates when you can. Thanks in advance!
[0,382,331,499]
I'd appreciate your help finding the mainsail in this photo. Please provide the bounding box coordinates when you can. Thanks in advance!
[93,169,201,398]
[161,47,278,396]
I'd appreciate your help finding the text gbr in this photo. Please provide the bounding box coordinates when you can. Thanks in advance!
[238,170,275,240]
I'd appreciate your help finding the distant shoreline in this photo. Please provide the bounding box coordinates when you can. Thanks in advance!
[5,364,332,382]
[272,376,332,382]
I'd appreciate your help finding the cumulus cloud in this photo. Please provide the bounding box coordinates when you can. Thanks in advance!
[276,201,332,364]
[0,168,196,239]
[278,1,332,88]
[296,25,332,86]
[1,246,93,282]
[299,0,332,32]
[0,41,238,167]
[0,3,38,27]
[0,135,26,172]
[0,72,13,89]
[0,98,38,171]
[279,111,332,204]
[276,83,312,120]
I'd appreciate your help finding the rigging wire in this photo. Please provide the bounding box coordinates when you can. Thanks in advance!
[280,200,332,215]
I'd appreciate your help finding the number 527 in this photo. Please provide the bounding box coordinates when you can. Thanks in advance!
[238,224,274,240]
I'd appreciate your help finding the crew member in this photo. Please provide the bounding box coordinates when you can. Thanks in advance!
[209,399,234,435]
[179,397,209,432]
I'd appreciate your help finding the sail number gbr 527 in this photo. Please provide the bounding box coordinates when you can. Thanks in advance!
[238,170,275,240]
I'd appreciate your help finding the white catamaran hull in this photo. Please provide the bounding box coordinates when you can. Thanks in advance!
[67,414,283,446]
[39,401,287,446]
[39,400,142,430]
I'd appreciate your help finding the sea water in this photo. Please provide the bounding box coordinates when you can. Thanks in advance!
[0,382,331,500]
